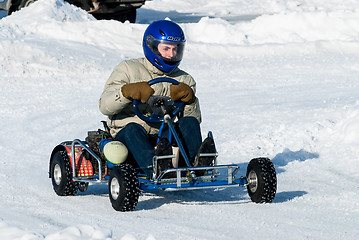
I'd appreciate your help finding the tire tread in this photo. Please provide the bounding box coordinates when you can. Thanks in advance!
[246,157,277,203]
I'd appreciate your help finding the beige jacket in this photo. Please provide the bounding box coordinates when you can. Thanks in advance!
[99,58,201,137]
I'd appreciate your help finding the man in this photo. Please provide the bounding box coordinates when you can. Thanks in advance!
[99,20,214,177]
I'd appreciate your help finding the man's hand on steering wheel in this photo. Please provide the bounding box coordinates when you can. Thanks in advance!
[122,80,195,104]
[121,81,154,103]
[170,82,195,104]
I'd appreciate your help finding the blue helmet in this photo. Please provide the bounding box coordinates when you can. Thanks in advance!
[143,20,186,73]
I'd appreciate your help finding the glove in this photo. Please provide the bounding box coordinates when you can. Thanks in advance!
[121,81,154,103]
[170,82,195,104]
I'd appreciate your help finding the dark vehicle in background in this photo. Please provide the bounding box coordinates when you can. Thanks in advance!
[0,0,146,23]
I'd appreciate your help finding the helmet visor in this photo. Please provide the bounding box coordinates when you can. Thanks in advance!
[146,35,185,65]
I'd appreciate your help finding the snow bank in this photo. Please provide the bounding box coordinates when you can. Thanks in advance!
[0,0,144,55]
[317,102,359,175]
[0,220,112,240]
[45,225,112,240]
[144,0,359,16]
[241,10,359,44]
[336,103,359,145]
[3,0,359,55]
[184,10,359,45]
[0,220,42,240]
[2,0,94,23]
[318,102,359,148]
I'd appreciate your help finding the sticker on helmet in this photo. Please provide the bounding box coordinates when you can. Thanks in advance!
[167,36,181,41]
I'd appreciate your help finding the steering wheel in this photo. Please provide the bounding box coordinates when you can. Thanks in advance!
[133,77,185,123]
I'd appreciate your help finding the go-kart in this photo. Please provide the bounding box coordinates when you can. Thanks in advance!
[49,77,277,211]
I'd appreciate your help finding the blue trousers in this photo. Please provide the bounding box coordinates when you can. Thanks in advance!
[114,117,202,176]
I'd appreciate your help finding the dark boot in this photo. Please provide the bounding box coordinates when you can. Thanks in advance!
[193,136,216,175]
[155,138,173,177]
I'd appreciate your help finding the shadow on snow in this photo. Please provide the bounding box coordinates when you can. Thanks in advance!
[272,148,319,173]
[136,186,250,210]
[273,191,307,203]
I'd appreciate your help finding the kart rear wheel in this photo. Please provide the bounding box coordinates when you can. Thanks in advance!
[246,158,277,203]
[108,164,140,211]
[50,150,78,196]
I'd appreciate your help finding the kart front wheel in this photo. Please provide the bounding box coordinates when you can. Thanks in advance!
[108,164,140,211]
[50,150,78,196]
[246,158,277,203]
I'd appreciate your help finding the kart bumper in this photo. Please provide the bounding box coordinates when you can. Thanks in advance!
[139,164,248,191]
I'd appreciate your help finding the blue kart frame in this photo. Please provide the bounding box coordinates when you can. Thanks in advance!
[49,77,277,211]
[133,77,248,190]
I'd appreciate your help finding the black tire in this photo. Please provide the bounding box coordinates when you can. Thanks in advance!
[19,0,37,8]
[8,4,19,15]
[92,9,137,23]
[50,150,78,196]
[118,9,136,23]
[108,164,140,211]
[246,157,277,203]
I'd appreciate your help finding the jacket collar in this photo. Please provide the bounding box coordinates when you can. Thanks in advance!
[143,57,179,76]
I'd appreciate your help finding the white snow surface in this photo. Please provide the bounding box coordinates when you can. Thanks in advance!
[1,0,359,239]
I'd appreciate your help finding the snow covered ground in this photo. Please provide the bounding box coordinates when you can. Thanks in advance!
[1,0,359,239]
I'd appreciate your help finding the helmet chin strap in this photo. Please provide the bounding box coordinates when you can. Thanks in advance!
[154,58,163,68]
